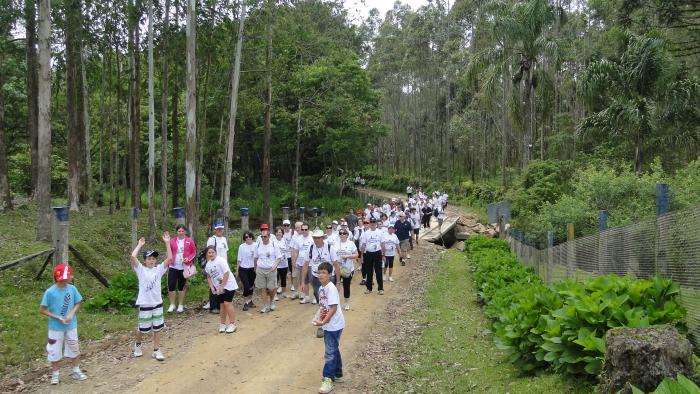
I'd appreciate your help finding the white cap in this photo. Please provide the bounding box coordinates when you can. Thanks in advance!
[332,220,339,225]
[282,219,291,225]
[311,229,325,238]
[398,211,406,217]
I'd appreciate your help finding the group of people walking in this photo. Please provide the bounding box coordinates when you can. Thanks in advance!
[39,188,448,393]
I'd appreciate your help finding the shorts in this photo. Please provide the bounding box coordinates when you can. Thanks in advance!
[167,268,187,291]
[277,267,288,288]
[400,239,411,252]
[239,267,256,297]
[217,289,235,303]
[413,228,420,234]
[255,268,278,289]
[138,304,165,333]
[46,328,80,362]
[292,265,302,279]
[385,255,395,269]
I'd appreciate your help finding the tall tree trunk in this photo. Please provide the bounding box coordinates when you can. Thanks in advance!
[25,0,39,198]
[36,0,52,241]
[171,0,179,210]
[293,98,301,210]
[0,49,12,211]
[98,53,106,207]
[129,0,142,209]
[195,56,210,233]
[65,0,84,211]
[262,0,272,226]
[115,43,122,211]
[81,45,92,211]
[522,63,533,168]
[147,0,156,239]
[184,0,197,236]
[160,0,170,227]
[108,46,115,214]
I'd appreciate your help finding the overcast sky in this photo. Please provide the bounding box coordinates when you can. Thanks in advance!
[344,0,431,23]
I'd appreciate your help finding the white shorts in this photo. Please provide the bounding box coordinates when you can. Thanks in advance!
[138,304,165,333]
[46,328,80,362]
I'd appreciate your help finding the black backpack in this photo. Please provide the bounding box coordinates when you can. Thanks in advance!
[198,237,217,268]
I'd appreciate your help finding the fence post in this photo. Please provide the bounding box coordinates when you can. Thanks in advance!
[173,207,185,227]
[597,210,608,276]
[547,231,554,283]
[240,207,249,233]
[655,183,670,277]
[299,206,305,222]
[282,206,289,222]
[131,207,139,249]
[567,223,575,279]
[52,206,69,267]
[312,207,319,228]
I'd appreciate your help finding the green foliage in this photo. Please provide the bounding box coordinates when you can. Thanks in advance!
[628,374,700,394]
[465,236,687,377]
[85,272,138,310]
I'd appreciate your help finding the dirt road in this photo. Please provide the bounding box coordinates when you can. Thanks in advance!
[23,189,453,394]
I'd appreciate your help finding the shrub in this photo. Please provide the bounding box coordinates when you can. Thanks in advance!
[85,271,138,310]
[629,374,700,394]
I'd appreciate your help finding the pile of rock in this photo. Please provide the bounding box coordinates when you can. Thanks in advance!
[455,217,498,238]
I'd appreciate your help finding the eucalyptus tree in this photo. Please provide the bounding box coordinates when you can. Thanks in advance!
[185,0,197,236]
[147,0,156,239]
[36,0,52,240]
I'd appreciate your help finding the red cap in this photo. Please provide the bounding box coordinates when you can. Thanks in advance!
[260,223,269,230]
[357,209,363,215]
[53,263,73,282]
[363,218,370,224]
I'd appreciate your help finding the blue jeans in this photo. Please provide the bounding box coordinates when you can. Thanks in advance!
[323,329,343,380]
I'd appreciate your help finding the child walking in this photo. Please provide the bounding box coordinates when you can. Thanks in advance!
[312,262,345,393]
[130,232,173,361]
[203,246,239,333]
[40,263,88,385]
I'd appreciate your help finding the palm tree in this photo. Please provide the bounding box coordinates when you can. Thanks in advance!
[579,31,700,176]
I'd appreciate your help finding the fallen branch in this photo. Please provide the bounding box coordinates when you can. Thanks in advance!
[0,249,55,272]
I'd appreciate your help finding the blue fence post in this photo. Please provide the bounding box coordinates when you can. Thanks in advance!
[598,210,608,230]
[173,207,185,227]
[656,183,670,217]
[299,206,305,222]
[52,206,70,267]
[655,183,670,277]
[282,206,289,221]
[240,207,249,233]
[546,231,554,283]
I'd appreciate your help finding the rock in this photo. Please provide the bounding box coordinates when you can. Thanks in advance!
[598,326,693,394]
[454,241,465,251]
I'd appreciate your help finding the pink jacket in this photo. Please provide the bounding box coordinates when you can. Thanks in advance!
[169,236,197,268]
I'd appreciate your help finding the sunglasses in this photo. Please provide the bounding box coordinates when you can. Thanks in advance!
[284,224,290,226]
[301,228,309,231]
[339,232,348,235]
[243,235,252,239]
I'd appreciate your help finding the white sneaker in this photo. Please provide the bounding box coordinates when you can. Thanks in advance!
[311,298,317,305]
[203,301,210,310]
[71,369,88,381]
[344,304,350,311]
[219,324,226,333]
[259,306,270,313]
[290,285,296,291]
[133,343,143,357]
[167,304,176,313]
[276,287,282,294]
[50,371,60,385]
[273,295,279,301]
[152,349,165,361]
[226,323,237,333]
[388,277,394,282]
[299,297,309,304]
[270,301,277,311]
[176,305,184,313]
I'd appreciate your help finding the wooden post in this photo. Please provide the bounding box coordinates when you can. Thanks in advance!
[566,223,575,279]
[282,206,289,222]
[173,207,185,227]
[312,207,319,229]
[546,231,554,283]
[299,206,305,222]
[597,210,608,276]
[655,183,670,277]
[52,206,69,266]
[131,207,139,249]
[240,207,249,233]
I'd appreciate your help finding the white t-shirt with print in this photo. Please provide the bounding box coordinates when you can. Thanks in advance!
[306,241,338,278]
[360,229,383,253]
[207,235,229,263]
[382,233,400,257]
[133,262,167,307]
[275,236,291,261]
[204,256,239,291]
[174,238,185,269]
[293,235,314,267]
[237,242,256,268]
[254,241,281,270]
[336,240,358,271]
[319,282,345,332]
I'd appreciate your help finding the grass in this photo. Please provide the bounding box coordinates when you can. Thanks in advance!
[382,249,594,394]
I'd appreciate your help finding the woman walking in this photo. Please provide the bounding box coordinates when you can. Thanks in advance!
[168,224,196,313]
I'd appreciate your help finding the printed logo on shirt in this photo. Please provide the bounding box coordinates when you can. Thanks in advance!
[60,292,71,317]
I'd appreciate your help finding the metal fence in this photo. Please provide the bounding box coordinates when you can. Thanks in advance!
[507,204,700,349]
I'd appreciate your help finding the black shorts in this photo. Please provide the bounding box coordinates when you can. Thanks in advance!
[239,267,256,297]
[167,268,187,291]
[277,267,288,288]
[413,228,420,234]
[385,255,395,268]
[217,289,235,303]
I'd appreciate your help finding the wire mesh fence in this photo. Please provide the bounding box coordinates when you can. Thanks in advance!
[507,204,700,349]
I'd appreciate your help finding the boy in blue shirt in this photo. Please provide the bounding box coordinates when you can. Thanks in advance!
[39,263,87,385]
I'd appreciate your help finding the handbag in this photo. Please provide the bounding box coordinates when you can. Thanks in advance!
[340,265,352,278]
[183,263,197,279]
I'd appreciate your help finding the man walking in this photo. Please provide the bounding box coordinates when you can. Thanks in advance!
[393,212,413,265]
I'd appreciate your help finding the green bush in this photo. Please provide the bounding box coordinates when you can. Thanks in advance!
[465,236,687,377]
[85,271,138,310]
[628,374,700,394]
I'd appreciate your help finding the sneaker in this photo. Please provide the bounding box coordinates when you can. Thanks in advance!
[248,301,257,308]
[334,376,345,383]
[290,285,296,292]
[364,289,372,294]
[242,302,250,311]
[359,279,366,285]
[71,369,88,381]
[299,297,309,304]
[270,301,277,311]
[379,290,384,295]
[311,298,318,305]
[319,377,333,393]
[219,324,226,333]
[276,287,282,294]
[203,301,210,310]
[407,254,411,259]
[226,323,237,333]
[400,260,406,266]
[152,349,165,361]
[210,309,220,314]
[388,277,394,282]
[167,304,176,313]
[259,306,270,313]
[133,343,143,357]
[344,304,350,311]
[50,371,59,385]
[316,327,324,338]
[289,292,299,300]
[273,295,279,301]
[176,304,184,313]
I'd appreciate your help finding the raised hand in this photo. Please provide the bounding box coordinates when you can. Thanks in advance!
[162,231,171,243]
[137,237,146,247]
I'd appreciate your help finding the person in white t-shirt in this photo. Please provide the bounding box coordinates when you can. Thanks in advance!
[254,231,282,313]
[335,229,358,311]
[203,246,239,334]
[203,222,229,313]
[410,207,421,245]
[313,262,345,394]
[129,232,173,361]
[274,226,292,299]
[325,224,339,247]
[382,225,400,282]
[291,223,314,302]
[237,231,257,311]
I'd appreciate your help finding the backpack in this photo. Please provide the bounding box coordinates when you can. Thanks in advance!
[308,242,332,260]
[198,237,217,268]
